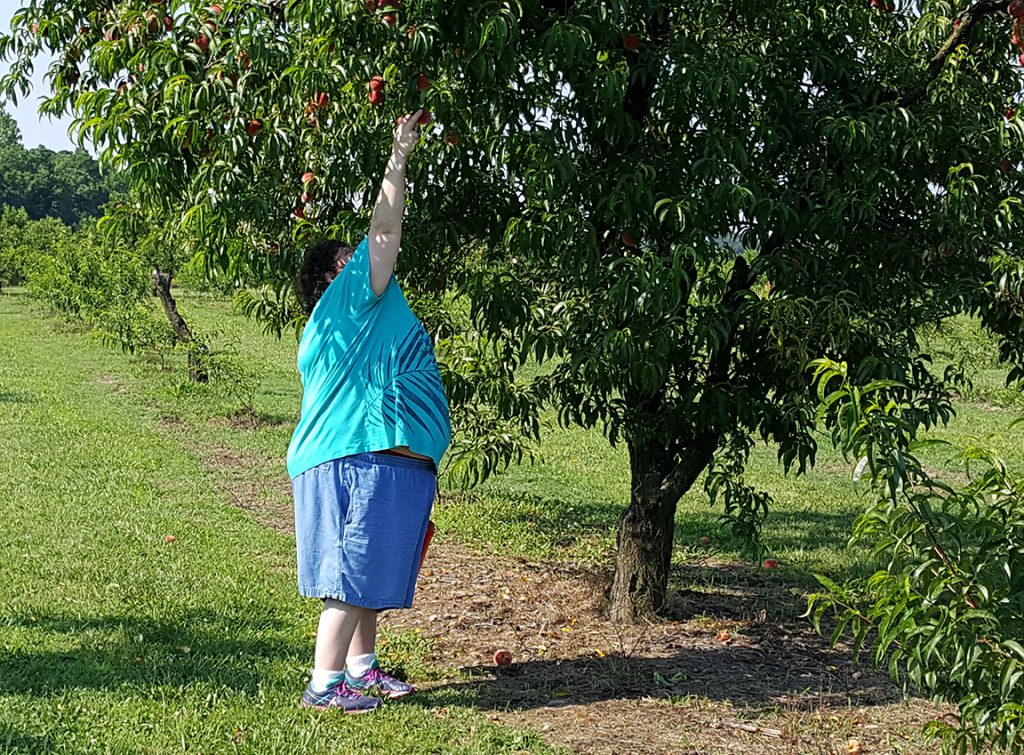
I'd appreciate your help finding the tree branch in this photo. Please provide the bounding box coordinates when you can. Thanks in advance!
[898,0,1011,109]
[623,7,671,126]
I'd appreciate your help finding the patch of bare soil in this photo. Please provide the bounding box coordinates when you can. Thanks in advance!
[170,432,946,755]
[94,373,128,394]
[199,443,294,533]
[390,534,945,754]
[155,415,294,533]
[209,411,289,431]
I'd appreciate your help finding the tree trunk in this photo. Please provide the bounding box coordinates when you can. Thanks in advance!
[151,268,207,383]
[609,434,718,623]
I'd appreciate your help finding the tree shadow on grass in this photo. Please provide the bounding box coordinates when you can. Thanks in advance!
[0,729,54,753]
[762,509,861,550]
[0,611,303,697]
[453,491,861,563]
[0,391,34,404]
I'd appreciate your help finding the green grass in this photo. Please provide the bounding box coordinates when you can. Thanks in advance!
[3,286,1023,752]
[0,289,552,754]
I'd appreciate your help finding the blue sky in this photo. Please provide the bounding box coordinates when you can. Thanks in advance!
[4,54,77,151]
[2,5,77,152]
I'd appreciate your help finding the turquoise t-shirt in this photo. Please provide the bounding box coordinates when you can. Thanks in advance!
[286,237,451,479]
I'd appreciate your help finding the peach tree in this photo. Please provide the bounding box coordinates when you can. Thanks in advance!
[808,359,1024,751]
[4,0,1024,622]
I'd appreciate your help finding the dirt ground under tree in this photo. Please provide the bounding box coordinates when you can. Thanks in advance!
[192,435,946,755]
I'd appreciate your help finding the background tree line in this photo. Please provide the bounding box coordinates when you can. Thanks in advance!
[0,110,118,228]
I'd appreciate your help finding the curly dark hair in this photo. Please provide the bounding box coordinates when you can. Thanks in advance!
[297,238,355,314]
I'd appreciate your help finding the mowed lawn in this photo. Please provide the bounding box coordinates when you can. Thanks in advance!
[0,290,550,755]
[3,285,1023,753]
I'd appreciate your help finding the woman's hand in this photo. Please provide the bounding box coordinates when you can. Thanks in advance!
[391,110,424,163]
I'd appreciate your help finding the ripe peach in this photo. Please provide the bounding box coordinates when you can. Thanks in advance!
[444,131,459,145]
[1010,0,1024,19]
[762,558,778,569]
[624,33,639,50]
[246,118,262,135]
[165,534,176,543]
[493,649,512,666]
[195,34,210,53]
[369,89,384,105]
[621,231,635,246]
[417,110,431,125]
[370,75,385,91]
[294,206,305,218]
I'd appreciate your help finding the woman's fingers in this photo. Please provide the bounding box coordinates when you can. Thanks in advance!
[399,110,424,135]
[392,110,424,158]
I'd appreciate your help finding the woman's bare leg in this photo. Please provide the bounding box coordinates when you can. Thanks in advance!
[314,598,373,672]
[348,610,378,658]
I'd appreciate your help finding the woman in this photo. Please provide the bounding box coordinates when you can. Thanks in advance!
[287,110,450,713]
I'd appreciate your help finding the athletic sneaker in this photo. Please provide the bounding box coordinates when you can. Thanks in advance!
[300,680,382,713]
[345,659,415,699]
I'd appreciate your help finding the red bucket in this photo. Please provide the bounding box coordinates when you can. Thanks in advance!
[418,520,436,571]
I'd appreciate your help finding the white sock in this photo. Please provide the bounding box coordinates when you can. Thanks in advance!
[346,652,376,679]
[310,668,344,693]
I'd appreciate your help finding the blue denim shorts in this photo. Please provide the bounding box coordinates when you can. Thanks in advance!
[292,452,436,610]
